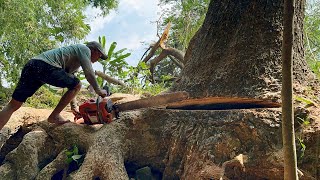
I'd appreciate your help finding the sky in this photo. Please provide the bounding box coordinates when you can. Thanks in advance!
[84,0,162,67]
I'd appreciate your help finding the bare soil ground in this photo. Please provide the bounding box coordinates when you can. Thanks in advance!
[5,107,74,133]
[2,93,141,134]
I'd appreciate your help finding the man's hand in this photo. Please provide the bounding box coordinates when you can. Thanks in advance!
[72,108,82,122]
[97,89,109,98]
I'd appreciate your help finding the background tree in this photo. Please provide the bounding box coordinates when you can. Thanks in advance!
[141,0,210,85]
[159,0,210,51]
[141,23,185,84]
[282,0,299,179]
[0,0,118,89]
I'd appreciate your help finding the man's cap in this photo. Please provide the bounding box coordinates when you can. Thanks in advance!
[86,41,108,60]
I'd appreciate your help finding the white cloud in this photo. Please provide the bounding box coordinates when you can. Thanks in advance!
[85,8,116,35]
[119,0,158,16]
[85,0,161,65]
[120,0,141,11]
[117,34,144,51]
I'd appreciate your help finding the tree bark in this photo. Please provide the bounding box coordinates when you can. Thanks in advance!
[172,0,313,101]
[282,0,298,179]
[0,109,292,179]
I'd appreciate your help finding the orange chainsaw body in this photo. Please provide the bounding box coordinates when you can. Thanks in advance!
[79,98,113,124]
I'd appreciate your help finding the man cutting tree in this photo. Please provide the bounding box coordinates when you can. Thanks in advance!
[0,41,109,129]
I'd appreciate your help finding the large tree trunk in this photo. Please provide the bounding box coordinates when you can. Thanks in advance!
[172,0,314,101]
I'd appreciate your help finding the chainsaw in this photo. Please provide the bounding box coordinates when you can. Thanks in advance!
[73,91,189,125]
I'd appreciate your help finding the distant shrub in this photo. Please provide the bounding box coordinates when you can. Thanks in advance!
[114,82,168,96]
[0,86,13,106]
[25,86,60,109]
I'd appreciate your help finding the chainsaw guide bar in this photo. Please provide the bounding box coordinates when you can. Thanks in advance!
[75,91,189,125]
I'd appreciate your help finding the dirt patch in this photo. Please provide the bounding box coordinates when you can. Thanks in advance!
[3,107,74,133]
[2,93,141,134]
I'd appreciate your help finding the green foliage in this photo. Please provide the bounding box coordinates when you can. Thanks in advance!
[141,83,169,95]
[65,145,84,166]
[127,62,150,85]
[294,95,317,107]
[297,117,311,126]
[159,0,210,51]
[152,0,209,82]
[103,61,167,95]
[297,137,306,158]
[296,115,311,160]
[305,0,320,78]
[0,0,118,91]
[97,36,131,87]
[154,60,179,86]
[116,82,168,96]
[85,0,118,16]
[0,86,13,106]
[25,86,60,109]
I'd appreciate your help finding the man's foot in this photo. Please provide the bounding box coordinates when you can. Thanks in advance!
[48,114,70,124]
[75,118,85,124]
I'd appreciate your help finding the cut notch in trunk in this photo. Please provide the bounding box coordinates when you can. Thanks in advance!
[166,97,281,110]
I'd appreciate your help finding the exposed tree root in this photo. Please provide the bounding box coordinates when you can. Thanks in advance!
[0,108,318,179]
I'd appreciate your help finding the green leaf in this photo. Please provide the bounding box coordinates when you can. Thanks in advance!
[303,120,310,125]
[72,155,83,161]
[114,48,127,55]
[117,53,131,60]
[66,158,73,164]
[73,145,79,155]
[66,151,73,157]
[102,36,106,48]
[100,61,108,66]
[108,42,117,58]
[294,96,316,106]
[56,35,65,42]
[300,143,306,150]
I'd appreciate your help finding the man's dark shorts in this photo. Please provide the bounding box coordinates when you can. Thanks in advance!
[12,59,80,102]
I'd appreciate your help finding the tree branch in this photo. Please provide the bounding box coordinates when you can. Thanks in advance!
[95,71,126,87]
[149,50,169,83]
[142,40,160,63]
[168,55,184,69]
[165,47,184,63]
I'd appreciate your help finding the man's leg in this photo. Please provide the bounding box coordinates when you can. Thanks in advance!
[36,60,82,124]
[0,99,23,130]
[0,59,41,130]
[47,82,81,124]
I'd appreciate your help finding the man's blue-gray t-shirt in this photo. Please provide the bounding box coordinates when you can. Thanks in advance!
[33,44,100,92]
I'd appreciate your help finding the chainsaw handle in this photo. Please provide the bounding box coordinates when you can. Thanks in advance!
[72,110,82,122]
[96,96,105,124]
[112,104,120,119]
